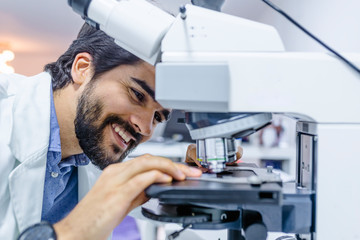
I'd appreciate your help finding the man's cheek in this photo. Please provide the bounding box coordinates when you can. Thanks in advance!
[140,136,151,144]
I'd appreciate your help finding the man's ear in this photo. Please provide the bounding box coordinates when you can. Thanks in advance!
[71,52,93,86]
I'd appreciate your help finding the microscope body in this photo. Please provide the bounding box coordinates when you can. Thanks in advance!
[154,5,360,240]
[68,1,360,239]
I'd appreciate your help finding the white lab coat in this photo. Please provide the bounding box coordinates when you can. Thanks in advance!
[0,72,102,239]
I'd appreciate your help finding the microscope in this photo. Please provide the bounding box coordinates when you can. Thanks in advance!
[68,0,360,239]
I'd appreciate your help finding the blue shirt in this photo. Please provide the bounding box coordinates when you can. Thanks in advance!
[42,87,140,240]
[41,88,89,223]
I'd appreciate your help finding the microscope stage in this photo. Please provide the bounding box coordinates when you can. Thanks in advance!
[145,165,282,205]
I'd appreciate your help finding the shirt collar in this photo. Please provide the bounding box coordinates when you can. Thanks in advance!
[47,87,90,169]
[48,87,61,153]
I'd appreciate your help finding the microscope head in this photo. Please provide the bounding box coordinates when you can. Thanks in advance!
[185,112,272,173]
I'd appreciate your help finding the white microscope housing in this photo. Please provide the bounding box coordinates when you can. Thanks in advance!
[68,1,360,239]
[155,4,360,240]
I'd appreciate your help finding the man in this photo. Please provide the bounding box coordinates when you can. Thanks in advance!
[0,23,202,240]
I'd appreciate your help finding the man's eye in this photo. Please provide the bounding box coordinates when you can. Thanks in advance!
[131,88,144,102]
[154,112,162,123]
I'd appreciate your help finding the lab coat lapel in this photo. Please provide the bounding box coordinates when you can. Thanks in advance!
[8,149,47,232]
[8,72,51,162]
[7,72,51,232]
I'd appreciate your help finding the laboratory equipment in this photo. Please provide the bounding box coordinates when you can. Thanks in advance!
[68,1,360,239]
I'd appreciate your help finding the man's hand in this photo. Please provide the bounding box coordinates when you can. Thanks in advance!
[54,154,202,240]
[185,144,243,172]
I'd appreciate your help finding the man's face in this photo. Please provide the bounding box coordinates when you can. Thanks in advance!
[74,61,170,170]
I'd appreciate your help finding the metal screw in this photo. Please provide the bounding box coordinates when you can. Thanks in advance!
[180,5,187,20]
[248,175,262,186]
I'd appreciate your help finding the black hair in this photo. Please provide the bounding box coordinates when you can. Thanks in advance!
[44,23,141,91]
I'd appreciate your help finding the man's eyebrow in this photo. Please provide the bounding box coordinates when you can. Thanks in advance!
[131,77,155,100]
[131,77,171,121]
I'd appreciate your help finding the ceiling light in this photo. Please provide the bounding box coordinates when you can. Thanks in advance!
[0,50,15,74]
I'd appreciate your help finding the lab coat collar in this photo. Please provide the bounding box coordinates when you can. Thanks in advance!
[8,72,51,231]
[7,72,101,231]
[9,72,51,163]
[9,147,48,232]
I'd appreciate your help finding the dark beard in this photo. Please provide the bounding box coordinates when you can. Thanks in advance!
[74,81,142,170]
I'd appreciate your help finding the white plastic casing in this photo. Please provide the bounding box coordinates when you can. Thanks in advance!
[88,0,175,64]
[162,4,285,53]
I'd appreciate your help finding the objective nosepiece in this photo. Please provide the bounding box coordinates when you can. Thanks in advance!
[196,138,237,173]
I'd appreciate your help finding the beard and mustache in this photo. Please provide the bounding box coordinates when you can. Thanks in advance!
[74,80,142,170]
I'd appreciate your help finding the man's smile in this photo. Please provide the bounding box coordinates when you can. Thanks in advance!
[111,123,134,149]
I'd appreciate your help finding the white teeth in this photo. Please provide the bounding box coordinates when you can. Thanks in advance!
[119,131,125,139]
[120,131,130,143]
[112,124,131,143]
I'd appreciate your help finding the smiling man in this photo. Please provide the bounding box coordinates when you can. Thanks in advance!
[56,51,170,170]
[0,23,201,240]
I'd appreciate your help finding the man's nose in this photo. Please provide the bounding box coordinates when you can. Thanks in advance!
[129,112,153,137]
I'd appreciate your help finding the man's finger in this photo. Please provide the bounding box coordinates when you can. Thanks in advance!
[185,144,196,162]
[118,170,175,204]
[104,154,188,184]
[185,144,203,167]
[175,162,202,177]
[236,145,243,160]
